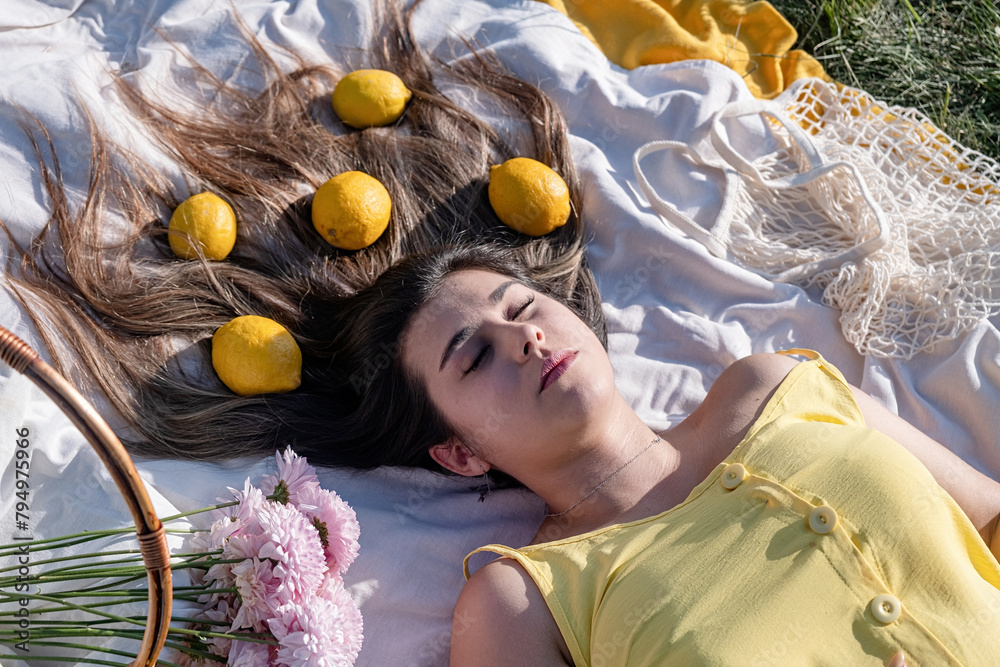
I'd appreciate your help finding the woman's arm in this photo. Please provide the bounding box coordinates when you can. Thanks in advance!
[450,559,571,666]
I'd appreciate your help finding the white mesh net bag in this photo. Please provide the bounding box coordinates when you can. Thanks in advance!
[634,78,1000,359]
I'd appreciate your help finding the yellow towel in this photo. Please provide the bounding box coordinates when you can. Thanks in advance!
[535,0,830,99]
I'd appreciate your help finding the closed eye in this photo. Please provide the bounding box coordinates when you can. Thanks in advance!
[463,294,536,375]
[464,346,489,375]
[510,295,535,321]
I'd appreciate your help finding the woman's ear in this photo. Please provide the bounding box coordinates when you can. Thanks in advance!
[429,438,489,477]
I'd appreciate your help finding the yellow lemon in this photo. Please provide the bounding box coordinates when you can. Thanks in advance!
[212,315,302,396]
[168,192,237,260]
[311,171,392,250]
[332,69,412,128]
[488,157,571,236]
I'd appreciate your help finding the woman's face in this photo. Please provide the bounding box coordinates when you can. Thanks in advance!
[402,269,617,476]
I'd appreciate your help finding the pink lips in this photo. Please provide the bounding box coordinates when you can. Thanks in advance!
[540,349,578,392]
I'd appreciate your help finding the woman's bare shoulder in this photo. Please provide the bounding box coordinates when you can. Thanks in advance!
[691,353,801,451]
[451,558,571,666]
[716,352,801,396]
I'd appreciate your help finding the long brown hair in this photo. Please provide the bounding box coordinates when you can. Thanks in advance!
[2,0,604,469]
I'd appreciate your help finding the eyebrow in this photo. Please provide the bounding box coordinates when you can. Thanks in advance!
[438,280,517,372]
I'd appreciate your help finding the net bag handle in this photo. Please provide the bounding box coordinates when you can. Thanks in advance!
[634,98,891,283]
[0,324,171,667]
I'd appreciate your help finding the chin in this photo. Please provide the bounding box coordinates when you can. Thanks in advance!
[551,360,616,418]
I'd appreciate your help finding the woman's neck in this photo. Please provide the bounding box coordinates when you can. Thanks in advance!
[528,395,691,541]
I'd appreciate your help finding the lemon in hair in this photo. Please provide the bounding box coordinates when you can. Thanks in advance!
[168,192,237,260]
[332,69,412,128]
[212,315,302,396]
[311,171,392,250]
[488,157,571,237]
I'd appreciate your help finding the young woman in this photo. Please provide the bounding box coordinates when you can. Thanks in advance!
[3,1,999,665]
[383,249,1000,665]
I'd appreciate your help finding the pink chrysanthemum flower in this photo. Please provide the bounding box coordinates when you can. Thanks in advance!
[188,514,240,555]
[182,450,362,666]
[267,581,364,667]
[202,599,235,657]
[223,528,266,562]
[170,610,238,667]
[317,576,364,656]
[199,538,245,608]
[200,519,269,610]
[295,485,361,576]
[254,500,326,606]
[198,528,259,609]
[191,478,262,552]
[227,638,276,667]
[229,477,267,526]
[199,526,261,610]
[187,515,239,592]
[189,478,264,597]
[230,557,279,632]
[260,446,320,505]
[208,633,233,661]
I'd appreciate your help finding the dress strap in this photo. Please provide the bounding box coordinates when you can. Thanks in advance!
[780,347,853,388]
[778,347,819,361]
[740,348,864,448]
[463,544,522,580]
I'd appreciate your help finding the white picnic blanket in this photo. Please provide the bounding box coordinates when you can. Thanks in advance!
[1,1,998,665]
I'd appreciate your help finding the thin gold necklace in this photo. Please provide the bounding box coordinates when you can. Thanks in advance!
[545,435,661,518]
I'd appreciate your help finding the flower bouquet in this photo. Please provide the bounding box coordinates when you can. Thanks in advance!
[0,447,363,666]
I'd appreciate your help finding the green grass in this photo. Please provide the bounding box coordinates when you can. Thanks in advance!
[768,0,1000,160]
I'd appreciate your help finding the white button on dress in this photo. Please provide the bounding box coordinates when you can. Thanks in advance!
[808,505,838,535]
[871,594,902,624]
[721,463,748,490]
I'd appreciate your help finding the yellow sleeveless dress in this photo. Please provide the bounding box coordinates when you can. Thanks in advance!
[464,351,1000,666]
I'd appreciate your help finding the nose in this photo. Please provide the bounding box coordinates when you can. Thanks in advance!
[520,323,544,358]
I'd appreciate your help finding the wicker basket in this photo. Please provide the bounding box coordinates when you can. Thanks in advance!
[0,324,171,666]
